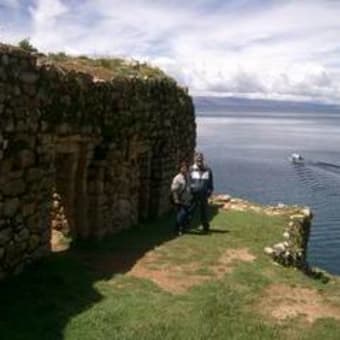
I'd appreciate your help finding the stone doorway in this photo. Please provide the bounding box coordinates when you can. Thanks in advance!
[50,151,77,252]
[50,140,92,251]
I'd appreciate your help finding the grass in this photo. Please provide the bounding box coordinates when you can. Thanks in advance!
[40,53,170,81]
[1,206,340,340]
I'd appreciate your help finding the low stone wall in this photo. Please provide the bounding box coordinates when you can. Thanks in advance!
[212,195,312,271]
[0,43,196,280]
[264,208,312,270]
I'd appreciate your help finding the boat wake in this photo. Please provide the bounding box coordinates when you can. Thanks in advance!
[292,159,340,274]
[289,154,340,177]
[309,161,340,175]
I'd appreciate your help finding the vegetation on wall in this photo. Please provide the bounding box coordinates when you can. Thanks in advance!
[17,38,38,53]
[41,53,170,80]
[15,38,173,80]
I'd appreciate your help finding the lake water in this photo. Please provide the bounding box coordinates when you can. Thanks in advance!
[196,111,340,275]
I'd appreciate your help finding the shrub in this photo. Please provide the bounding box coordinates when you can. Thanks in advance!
[47,52,68,62]
[18,38,38,53]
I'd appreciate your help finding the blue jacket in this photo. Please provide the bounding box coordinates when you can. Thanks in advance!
[189,164,214,196]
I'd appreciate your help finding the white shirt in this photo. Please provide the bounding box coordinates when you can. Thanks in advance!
[171,173,192,205]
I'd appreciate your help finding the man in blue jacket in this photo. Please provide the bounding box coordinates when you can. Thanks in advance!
[189,152,214,232]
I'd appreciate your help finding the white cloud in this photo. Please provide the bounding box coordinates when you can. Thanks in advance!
[28,0,69,48]
[2,0,340,103]
[29,0,67,24]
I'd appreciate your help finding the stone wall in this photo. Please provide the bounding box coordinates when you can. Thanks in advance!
[264,207,312,270]
[212,195,312,271]
[0,44,196,280]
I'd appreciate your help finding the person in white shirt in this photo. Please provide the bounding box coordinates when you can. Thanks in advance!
[171,161,192,235]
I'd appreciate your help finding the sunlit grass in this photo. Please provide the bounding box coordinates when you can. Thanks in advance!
[1,209,340,340]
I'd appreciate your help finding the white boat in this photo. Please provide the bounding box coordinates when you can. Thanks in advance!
[289,153,304,164]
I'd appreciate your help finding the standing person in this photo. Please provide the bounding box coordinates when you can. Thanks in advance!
[171,161,192,236]
[189,152,214,232]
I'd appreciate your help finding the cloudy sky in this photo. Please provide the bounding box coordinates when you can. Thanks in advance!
[1,0,340,103]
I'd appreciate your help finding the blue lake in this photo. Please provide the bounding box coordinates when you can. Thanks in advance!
[196,111,340,275]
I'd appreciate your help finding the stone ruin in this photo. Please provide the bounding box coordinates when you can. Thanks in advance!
[0,44,196,280]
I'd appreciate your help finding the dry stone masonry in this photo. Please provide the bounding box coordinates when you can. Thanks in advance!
[0,43,196,280]
[264,207,312,269]
[212,195,312,271]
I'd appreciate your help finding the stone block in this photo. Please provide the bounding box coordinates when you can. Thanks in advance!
[17,149,36,168]
[41,229,51,243]
[13,263,24,276]
[20,72,39,84]
[9,170,24,179]
[5,120,15,132]
[0,228,13,246]
[14,214,24,225]
[26,214,40,231]
[28,234,40,252]
[1,54,9,65]
[13,86,21,96]
[0,159,13,175]
[23,84,36,96]
[3,198,20,217]
[5,241,26,267]
[26,167,43,182]
[22,202,36,217]
[14,228,30,243]
[2,179,26,196]
[0,66,7,81]
[30,246,48,260]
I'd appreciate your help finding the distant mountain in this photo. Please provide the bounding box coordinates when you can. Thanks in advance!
[194,96,340,114]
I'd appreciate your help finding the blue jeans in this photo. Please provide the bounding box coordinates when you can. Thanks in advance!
[175,205,190,233]
[192,194,210,231]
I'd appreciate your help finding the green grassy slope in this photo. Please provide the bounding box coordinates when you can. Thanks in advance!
[1,208,340,340]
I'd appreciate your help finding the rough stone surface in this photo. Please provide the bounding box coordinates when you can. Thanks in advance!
[3,198,20,217]
[0,43,196,280]
[0,229,12,246]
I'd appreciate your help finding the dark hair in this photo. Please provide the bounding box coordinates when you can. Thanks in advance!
[194,152,204,161]
[178,161,188,171]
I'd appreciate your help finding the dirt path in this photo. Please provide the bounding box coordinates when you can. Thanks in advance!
[257,284,340,323]
[128,247,256,294]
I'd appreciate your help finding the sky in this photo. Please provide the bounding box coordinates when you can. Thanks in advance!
[1,0,340,104]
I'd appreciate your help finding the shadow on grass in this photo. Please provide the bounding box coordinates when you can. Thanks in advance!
[0,204,219,340]
[184,228,230,236]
